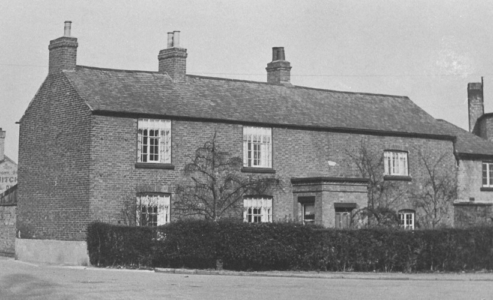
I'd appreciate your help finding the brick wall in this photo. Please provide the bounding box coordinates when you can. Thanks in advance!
[89,116,243,225]
[0,205,15,255]
[17,73,91,241]
[88,117,456,231]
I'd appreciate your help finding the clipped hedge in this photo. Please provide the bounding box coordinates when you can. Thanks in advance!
[86,222,155,267]
[86,220,493,272]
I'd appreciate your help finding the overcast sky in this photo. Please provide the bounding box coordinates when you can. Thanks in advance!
[1,0,493,162]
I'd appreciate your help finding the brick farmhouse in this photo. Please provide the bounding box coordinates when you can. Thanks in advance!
[15,22,493,265]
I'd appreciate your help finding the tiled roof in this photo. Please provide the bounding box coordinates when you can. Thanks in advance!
[437,120,493,158]
[64,66,452,138]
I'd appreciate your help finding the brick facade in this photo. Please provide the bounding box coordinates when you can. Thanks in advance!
[83,116,456,232]
[19,98,458,240]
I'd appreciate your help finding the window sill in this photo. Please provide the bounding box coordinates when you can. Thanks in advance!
[384,175,412,182]
[480,187,493,192]
[135,163,175,170]
[241,167,276,174]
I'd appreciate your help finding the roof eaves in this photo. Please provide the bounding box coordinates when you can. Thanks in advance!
[457,152,493,160]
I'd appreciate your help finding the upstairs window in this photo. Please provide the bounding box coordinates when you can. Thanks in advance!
[137,194,170,227]
[137,119,171,164]
[384,151,408,176]
[398,210,415,230]
[243,197,272,223]
[482,162,493,187]
[243,127,272,168]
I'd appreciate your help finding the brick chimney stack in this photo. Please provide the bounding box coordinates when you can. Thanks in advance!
[266,47,292,85]
[0,128,5,162]
[468,81,484,133]
[158,31,188,82]
[48,21,78,74]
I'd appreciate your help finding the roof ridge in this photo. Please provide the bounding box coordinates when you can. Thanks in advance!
[76,65,163,75]
[187,74,408,99]
[75,68,408,99]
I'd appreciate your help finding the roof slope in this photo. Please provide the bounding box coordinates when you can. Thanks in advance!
[437,120,493,158]
[0,155,17,166]
[64,66,451,138]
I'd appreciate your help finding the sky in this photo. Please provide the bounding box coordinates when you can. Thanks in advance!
[1,0,493,162]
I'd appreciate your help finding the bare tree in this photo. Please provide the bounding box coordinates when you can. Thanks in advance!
[345,139,406,228]
[410,151,457,229]
[174,133,282,221]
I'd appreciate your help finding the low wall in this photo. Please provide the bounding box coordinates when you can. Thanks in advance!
[15,238,89,266]
[0,205,15,255]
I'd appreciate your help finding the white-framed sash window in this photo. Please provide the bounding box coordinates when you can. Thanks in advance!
[384,151,408,176]
[137,119,171,163]
[243,126,272,168]
[243,197,272,223]
[136,194,171,226]
[398,210,415,230]
[482,162,493,187]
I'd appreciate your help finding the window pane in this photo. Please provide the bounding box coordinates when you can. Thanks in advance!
[489,164,493,186]
[243,127,272,168]
[243,197,272,223]
[384,151,408,176]
[483,163,488,186]
[138,120,171,164]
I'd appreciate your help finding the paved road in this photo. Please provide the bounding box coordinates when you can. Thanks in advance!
[1,257,493,300]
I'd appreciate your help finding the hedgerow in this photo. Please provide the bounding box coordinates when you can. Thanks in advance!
[86,220,493,272]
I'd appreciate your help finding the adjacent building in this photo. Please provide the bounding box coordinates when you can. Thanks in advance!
[443,81,493,226]
[0,129,18,256]
[16,22,493,265]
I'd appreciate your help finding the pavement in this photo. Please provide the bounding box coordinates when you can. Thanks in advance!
[154,267,493,281]
[2,256,493,300]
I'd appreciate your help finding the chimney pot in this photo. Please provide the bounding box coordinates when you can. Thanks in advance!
[173,31,180,47]
[64,21,72,37]
[167,32,173,48]
[279,47,285,60]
